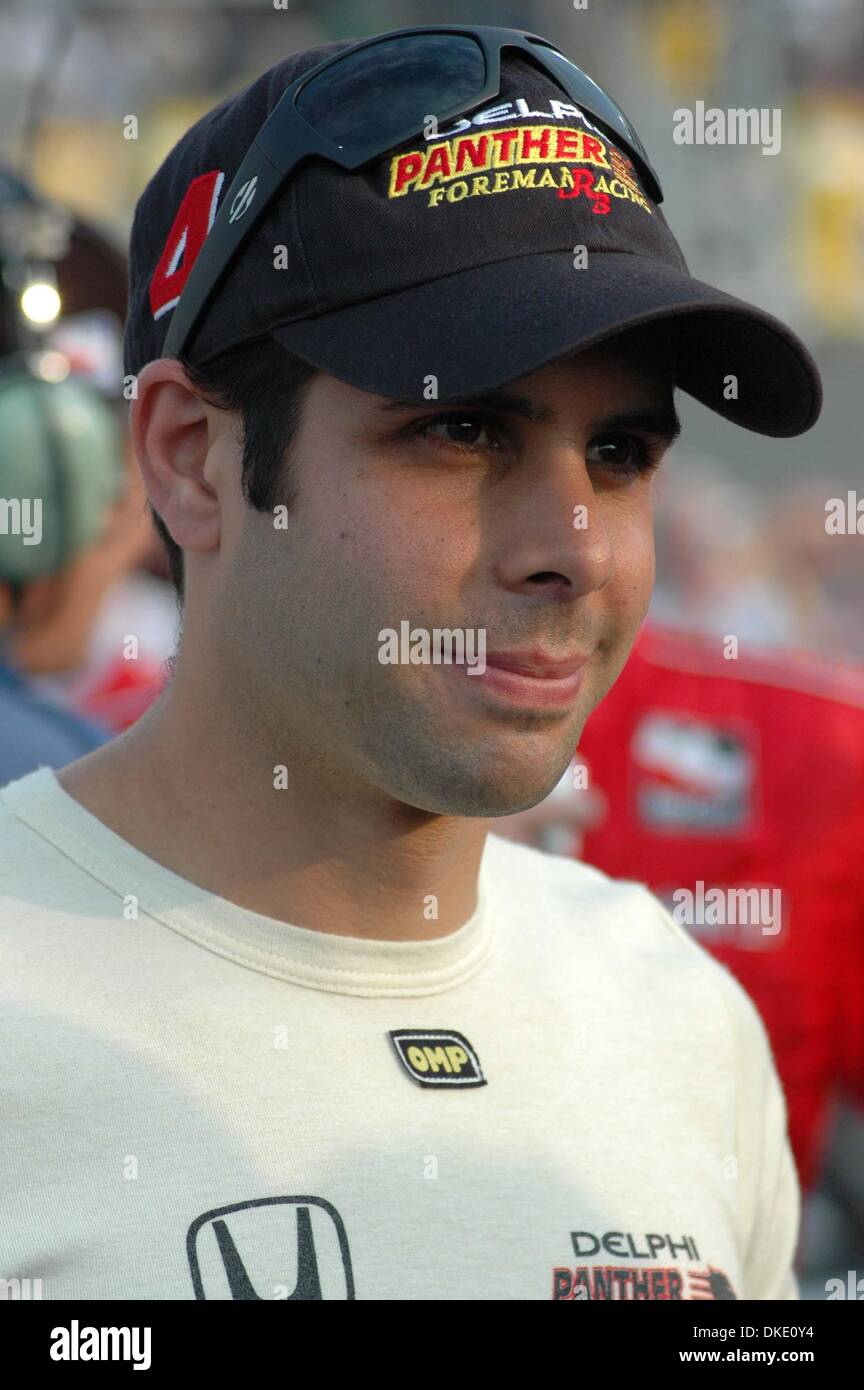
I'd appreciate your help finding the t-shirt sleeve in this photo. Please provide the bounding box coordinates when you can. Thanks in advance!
[731,980,802,1300]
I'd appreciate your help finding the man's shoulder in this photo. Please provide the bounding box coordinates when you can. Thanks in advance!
[486,826,676,925]
[485,829,654,908]
[484,831,768,1027]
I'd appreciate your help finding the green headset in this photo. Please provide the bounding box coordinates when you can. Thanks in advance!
[0,353,124,591]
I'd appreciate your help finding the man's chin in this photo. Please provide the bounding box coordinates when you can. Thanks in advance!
[389,749,582,821]
[364,661,612,816]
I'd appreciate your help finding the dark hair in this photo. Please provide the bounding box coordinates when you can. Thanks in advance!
[148,336,319,604]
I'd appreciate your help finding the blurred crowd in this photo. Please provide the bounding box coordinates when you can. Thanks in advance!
[651,457,864,659]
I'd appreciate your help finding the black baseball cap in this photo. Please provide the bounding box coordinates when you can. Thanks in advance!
[124,37,822,438]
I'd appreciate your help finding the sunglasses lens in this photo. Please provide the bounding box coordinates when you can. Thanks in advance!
[297,34,487,146]
[527,40,656,175]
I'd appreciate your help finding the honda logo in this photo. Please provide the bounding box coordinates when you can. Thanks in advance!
[187,1196,355,1299]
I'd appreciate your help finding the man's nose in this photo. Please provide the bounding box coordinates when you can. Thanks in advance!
[492,445,614,599]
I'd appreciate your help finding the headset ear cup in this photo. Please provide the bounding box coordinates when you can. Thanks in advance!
[0,367,123,585]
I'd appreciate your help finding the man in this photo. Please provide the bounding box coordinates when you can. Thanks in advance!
[0,29,823,1301]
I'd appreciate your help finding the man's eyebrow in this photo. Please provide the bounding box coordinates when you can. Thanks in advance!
[595,406,681,445]
[377,393,681,444]
[378,391,554,423]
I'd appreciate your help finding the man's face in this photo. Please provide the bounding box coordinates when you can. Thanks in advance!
[213,330,678,817]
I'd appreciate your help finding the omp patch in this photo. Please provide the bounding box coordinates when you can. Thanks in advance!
[387,1029,487,1088]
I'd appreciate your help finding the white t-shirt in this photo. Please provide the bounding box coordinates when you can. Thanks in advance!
[0,765,799,1301]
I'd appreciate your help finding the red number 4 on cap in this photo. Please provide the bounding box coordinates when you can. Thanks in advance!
[149,170,225,323]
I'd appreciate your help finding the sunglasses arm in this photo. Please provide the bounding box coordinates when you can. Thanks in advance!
[163,145,287,360]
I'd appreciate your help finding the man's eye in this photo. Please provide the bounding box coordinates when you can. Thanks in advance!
[586,434,664,476]
[413,412,503,452]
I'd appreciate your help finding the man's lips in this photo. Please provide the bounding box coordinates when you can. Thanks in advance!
[452,649,590,710]
[483,650,590,678]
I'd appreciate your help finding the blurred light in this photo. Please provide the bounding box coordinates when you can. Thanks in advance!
[20,281,62,325]
[30,349,71,383]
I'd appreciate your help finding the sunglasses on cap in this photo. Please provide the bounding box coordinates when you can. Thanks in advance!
[163,23,664,361]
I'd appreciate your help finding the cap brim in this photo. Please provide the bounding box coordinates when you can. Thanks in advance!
[272,251,821,438]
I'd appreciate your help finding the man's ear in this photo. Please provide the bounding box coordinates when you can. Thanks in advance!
[130,358,223,565]
[0,583,11,628]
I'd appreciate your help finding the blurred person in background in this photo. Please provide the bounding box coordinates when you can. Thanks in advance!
[0,163,175,735]
[18,324,178,733]
[0,358,123,780]
[650,462,864,658]
[649,458,808,645]
[772,482,864,657]
[9,422,171,736]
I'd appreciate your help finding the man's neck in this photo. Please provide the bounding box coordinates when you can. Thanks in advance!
[56,682,489,942]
